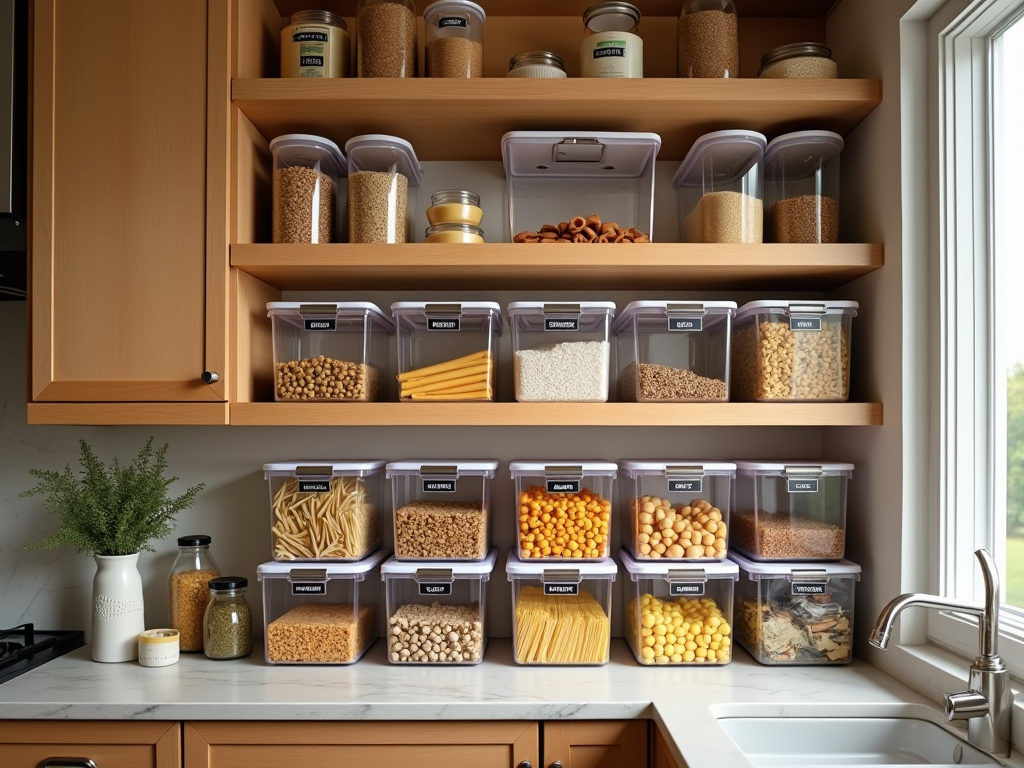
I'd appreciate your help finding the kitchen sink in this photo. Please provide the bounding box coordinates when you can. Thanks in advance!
[717,717,1001,767]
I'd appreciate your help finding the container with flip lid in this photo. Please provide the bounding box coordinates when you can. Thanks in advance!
[345,134,422,243]
[270,134,347,244]
[765,131,843,244]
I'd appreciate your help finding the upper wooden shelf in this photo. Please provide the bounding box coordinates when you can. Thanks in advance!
[271,1,838,18]
[231,78,882,161]
[231,242,882,290]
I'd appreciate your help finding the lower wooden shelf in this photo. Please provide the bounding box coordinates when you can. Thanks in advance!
[229,402,883,427]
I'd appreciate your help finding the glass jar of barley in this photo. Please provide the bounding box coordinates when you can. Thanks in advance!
[357,0,418,77]
[168,535,220,653]
[423,0,485,78]
[677,0,739,78]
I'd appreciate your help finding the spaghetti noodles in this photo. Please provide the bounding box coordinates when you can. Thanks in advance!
[514,586,610,664]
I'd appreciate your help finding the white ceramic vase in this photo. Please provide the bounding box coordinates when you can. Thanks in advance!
[92,553,145,662]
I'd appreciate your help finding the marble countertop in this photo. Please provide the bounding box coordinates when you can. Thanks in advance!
[0,639,1019,768]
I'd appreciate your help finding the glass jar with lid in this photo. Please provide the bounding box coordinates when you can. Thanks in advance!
[758,42,837,79]
[677,0,739,78]
[424,0,486,78]
[280,10,350,78]
[203,576,252,660]
[426,190,483,226]
[168,535,220,653]
[357,0,418,77]
[580,2,643,78]
[425,223,485,243]
[506,51,567,79]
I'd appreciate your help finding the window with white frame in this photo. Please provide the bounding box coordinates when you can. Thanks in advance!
[931,0,1024,676]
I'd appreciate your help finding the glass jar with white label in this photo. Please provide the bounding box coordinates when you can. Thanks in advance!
[580,2,643,78]
[423,0,485,77]
[280,10,350,78]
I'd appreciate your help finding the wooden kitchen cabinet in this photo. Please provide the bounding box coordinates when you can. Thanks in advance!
[184,720,540,768]
[0,721,181,768]
[542,720,649,768]
[28,0,231,424]
[654,725,686,768]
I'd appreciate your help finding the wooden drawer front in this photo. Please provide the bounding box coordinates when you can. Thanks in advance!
[207,744,518,767]
[0,722,180,768]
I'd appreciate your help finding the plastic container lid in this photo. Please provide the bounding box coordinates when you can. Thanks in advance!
[266,302,396,332]
[386,460,499,477]
[505,550,618,578]
[509,460,617,476]
[764,130,844,179]
[344,134,422,187]
[507,301,617,318]
[423,0,486,23]
[264,461,387,478]
[759,42,832,71]
[502,131,661,179]
[391,301,501,316]
[618,460,736,477]
[730,550,862,579]
[269,134,347,178]
[734,460,854,473]
[177,535,212,547]
[619,548,739,580]
[257,548,389,580]
[734,300,859,321]
[672,130,767,189]
[611,300,737,334]
[381,548,498,578]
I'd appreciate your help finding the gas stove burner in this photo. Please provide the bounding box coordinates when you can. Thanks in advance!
[0,624,84,685]
[0,641,23,658]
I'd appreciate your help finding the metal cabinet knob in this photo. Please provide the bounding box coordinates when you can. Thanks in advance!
[41,760,99,768]
[518,762,533,768]
[201,370,220,384]
[550,762,564,768]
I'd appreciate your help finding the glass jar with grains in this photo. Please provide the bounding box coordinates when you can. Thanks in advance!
[204,576,252,660]
[357,0,418,77]
[280,10,350,78]
[758,42,837,79]
[506,51,567,79]
[424,0,486,78]
[677,0,739,78]
[580,2,643,78]
[168,535,220,653]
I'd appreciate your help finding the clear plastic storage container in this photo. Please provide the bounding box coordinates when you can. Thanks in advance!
[507,301,616,402]
[620,548,737,665]
[345,134,421,243]
[357,0,417,77]
[619,460,735,561]
[731,551,860,665]
[502,131,661,242]
[387,460,497,561]
[509,461,617,560]
[506,552,616,665]
[257,549,388,665]
[677,0,738,78]
[267,302,394,402]
[424,0,485,78]
[765,131,843,244]
[264,461,386,561]
[381,549,496,664]
[392,302,501,402]
[613,300,736,402]
[270,134,347,244]
[731,300,858,402]
[732,461,853,561]
[674,130,766,243]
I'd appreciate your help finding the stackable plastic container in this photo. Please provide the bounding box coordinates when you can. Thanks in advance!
[731,300,858,402]
[380,549,496,664]
[267,302,394,402]
[257,549,387,665]
[620,549,738,666]
[732,461,853,562]
[506,552,616,665]
[507,301,616,402]
[619,460,735,561]
[345,134,422,243]
[764,131,843,244]
[509,461,617,560]
[423,0,486,78]
[502,131,661,241]
[386,460,497,561]
[731,551,860,666]
[613,300,736,402]
[270,134,347,244]
[391,302,501,402]
[674,130,766,244]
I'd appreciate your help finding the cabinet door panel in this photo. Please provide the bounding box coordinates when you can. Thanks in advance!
[0,721,180,768]
[209,744,516,767]
[543,720,648,768]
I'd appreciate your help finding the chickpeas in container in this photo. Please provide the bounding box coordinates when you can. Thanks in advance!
[270,134,347,244]
[345,134,422,243]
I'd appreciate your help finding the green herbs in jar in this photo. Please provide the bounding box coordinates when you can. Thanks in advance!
[203,576,252,660]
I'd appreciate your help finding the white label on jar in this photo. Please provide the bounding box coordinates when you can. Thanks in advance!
[427,318,461,331]
[543,583,579,596]
[439,15,468,28]
[294,25,330,78]
[790,316,822,331]
[581,30,643,78]
[668,317,702,332]
[787,478,820,493]
[668,478,702,494]
[669,582,705,597]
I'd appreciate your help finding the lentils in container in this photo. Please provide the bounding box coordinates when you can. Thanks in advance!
[346,134,421,243]
[280,10,350,78]
[203,576,251,660]
[675,130,765,244]
[730,299,857,402]
[731,461,853,561]
[357,0,417,77]
[270,134,346,244]
[765,130,843,244]
[168,534,220,652]
[424,0,485,78]
[759,42,836,79]
[506,51,567,78]
[619,461,735,561]
[381,549,496,664]
[677,0,738,78]
[580,2,643,78]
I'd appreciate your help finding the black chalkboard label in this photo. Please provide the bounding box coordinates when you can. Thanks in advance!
[303,318,336,331]
[298,481,331,493]
[291,583,326,596]
[293,31,329,42]
[544,583,579,596]
[300,55,325,67]
[439,15,468,28]
[547,479,581,494]
[792,582,828,596]
[594,46,625,58]
[419,583,453,596]
[669,582,705,597]
[787,478,820,493]
[423,479,456,493]
[545,318,579,331]
[668,317,702,332]
[790,316,822,332]
[427,317,460,331]
[668,478,702,494]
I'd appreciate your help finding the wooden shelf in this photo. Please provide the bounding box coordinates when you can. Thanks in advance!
[27,403,230,426]
[271,0,837,17]
[231,78,882,161]
[230,402,882,427]
[231,242,883,290]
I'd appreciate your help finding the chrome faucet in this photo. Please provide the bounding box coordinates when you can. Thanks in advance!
[869,549,1011,758]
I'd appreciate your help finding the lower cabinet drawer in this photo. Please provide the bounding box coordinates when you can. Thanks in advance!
[0,721,181,768]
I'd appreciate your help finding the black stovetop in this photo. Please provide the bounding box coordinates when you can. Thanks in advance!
[0,624,85,685]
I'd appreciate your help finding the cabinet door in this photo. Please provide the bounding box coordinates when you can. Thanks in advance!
[542,720,648,768]
[0,721,180,768]
[653,725,686,768]
[30,0,228,407]
[185,721,539,768]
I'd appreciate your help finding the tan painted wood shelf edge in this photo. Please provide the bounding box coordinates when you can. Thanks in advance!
[230,402,883,426]
[27,403,230,426]
[231,78,882,161]
[231,242,882,290]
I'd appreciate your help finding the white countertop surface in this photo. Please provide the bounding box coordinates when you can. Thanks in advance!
[0,639,1019,768]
